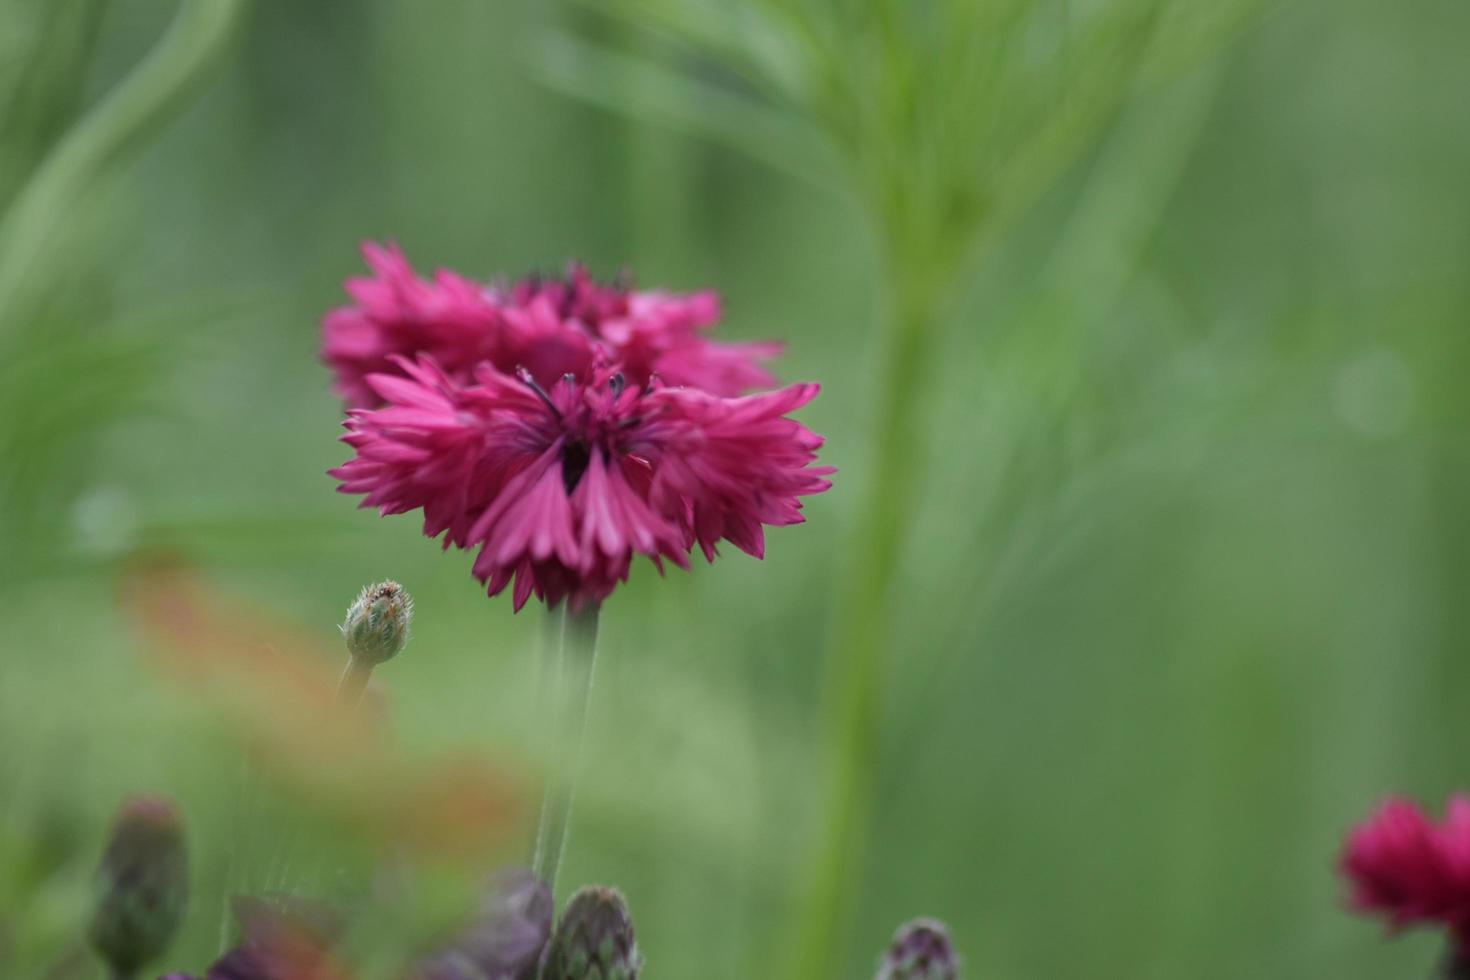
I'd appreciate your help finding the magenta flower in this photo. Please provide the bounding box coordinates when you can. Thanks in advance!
[322,244,779,408]
[322,242,505,409]
[501,263,780,396]
[331,352,831,611]
[1341,794,1470,954]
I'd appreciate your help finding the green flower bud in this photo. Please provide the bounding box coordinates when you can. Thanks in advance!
[88,795,188,979]
[875,918,959,980]
[342,580,412,667]
[541,886,641,980]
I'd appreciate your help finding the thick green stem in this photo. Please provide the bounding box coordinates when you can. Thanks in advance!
[531,602,602,897]
[788,276,938,980]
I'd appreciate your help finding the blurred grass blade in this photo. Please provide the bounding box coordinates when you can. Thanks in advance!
[984,2,1165,240]
[1142,0,1275,83]
[533,31,845,190]
[888,57,1230,760]
[0,0,106,211]
[563,0,808,101]
[0,0,248,332]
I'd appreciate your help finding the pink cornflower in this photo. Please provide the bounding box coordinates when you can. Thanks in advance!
[1340,794,1470,956]
[321,242,504,409]
[500,263,781,396]
[330,350,831,611]
[322,244,779,408]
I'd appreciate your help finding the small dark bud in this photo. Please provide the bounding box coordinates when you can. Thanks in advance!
[540,886,641,980]
[875,918,959,980]
[342,580,412,667]
[87,796,188,978]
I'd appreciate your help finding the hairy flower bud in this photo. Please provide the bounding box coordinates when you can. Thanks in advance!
[88,795,188,978]
[342,580,412,666]
[540,886,641,980]
[875,918,959,980]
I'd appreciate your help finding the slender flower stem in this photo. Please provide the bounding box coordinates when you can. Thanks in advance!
[527,604,566,862]
[253,657,371,898]
[336,655,373,708]
[336,657,373,709]
[532,602,602,897]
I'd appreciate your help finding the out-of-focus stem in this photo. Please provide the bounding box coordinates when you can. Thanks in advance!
[527,604,566,862]
[532,602,602,897]
[789,266,939,980]
[336,657,374,710]
[0,0,247,331]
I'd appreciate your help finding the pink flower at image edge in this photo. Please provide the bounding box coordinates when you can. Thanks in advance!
[1341,794,1470,953]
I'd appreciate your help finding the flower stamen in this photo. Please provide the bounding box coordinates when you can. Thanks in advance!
[516,366,562,421]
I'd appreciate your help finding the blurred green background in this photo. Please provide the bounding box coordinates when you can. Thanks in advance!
[4,0,1470,977]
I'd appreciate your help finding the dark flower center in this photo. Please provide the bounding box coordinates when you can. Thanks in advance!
[562,441,591,493]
